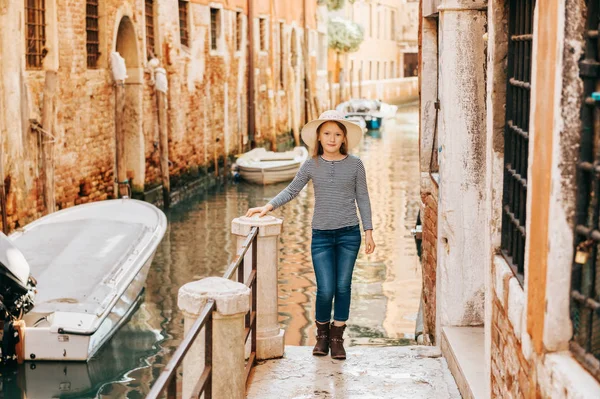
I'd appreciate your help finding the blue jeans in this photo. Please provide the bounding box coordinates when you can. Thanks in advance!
[311,224,362,323]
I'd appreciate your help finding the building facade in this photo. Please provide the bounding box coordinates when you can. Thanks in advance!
[0,0,327,232]
[420,0,600,397]
[326,0,419,106]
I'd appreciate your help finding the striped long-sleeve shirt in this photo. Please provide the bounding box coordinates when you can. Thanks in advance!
[268,155,373,231]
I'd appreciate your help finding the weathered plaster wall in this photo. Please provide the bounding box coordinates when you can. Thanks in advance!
[436,1,488,334]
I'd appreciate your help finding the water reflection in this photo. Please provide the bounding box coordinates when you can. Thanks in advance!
[9,105,421,398]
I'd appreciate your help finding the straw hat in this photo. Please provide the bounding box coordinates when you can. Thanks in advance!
[300,110,363,152]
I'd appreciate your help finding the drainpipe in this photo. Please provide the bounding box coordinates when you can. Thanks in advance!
[247,0,256,148]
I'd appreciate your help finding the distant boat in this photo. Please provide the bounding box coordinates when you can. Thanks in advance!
[345,115,368,133]
[336,99,397,129]
[0,199,167,362]
[234,146,309,185]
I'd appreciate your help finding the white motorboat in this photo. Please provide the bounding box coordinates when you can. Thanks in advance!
[0,199,167,362]
[234,146,309,185]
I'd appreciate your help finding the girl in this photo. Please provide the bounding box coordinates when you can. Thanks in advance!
[245,110,375,360]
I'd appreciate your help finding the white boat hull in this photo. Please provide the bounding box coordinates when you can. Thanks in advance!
[5,199,167,362]
[20,253,154,362]
[238,163,302,185]
[236,146,308,185]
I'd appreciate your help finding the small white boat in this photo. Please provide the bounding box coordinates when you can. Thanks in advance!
[235,146,309,185]
[0,199,167,362]
[345,116,367,133]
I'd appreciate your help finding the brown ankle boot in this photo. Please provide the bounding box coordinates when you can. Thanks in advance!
[330,323,347,360]
[312,321,330,356]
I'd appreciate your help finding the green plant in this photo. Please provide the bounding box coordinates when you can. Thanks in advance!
[317,0,345,11]
[328,17,364,53]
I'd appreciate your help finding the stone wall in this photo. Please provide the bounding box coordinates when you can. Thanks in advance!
[491,257,530,398]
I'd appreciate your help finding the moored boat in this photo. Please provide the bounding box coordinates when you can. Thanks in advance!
[234,146,309,185]
[0,199,167,362]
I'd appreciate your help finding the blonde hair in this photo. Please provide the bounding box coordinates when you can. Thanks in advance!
[312,121,348,159]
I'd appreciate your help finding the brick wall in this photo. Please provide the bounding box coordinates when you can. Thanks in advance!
[0,1,323,232]
[491,295,532,398]
[421,184,438,343]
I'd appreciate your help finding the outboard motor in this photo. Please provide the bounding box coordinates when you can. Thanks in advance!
[0,233,36,321]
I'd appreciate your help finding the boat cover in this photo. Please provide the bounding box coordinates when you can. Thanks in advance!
[12,219,146,316]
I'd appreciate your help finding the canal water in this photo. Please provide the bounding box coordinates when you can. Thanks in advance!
[1,105,421,398]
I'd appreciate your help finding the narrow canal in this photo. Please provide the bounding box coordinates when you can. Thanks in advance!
[2,105,421,398]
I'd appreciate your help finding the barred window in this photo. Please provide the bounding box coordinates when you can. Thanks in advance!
[210,8,220,51]
[25,0,46,69]
[235,11,242,52]
[179,1,189,47]
[500,0,536,285]
[86,0,100,68]
[259,18,267,51]
[570,0,600,381]
[145,0,155,58]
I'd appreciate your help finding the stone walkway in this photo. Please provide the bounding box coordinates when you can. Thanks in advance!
[247,346,461,399]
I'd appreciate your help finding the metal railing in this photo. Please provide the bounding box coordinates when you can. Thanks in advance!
[570,0,600,381]
[146,226,259,399]
[500,0,536,285]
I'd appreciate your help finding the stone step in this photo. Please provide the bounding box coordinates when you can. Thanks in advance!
[247,345,461,399]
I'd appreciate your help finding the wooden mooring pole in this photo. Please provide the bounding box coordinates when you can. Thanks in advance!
[41,71,57,214]
[155,67,171,208]
[115,80,128,198]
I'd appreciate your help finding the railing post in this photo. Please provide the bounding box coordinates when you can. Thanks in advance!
[231,215,285,360]
[178,277,250,399]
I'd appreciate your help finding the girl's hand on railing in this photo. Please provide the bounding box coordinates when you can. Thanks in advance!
[365,230,376,255]
[245,204,273,218]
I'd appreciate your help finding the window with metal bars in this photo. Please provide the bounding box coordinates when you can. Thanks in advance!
[210,8,220,51]
[145,0,155,58]
[25,0,46,69]
[179,1,189,47]
[259,18,267,51]
[570,0,600,381]
[236,11,242,52]
[500,0,536,285]
[86,0,100,68]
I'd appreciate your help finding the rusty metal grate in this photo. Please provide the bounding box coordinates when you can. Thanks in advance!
[236,11,242,52]
[145,0,155,58]
[179,1,189,47]
[86,0,100,68]
[500,0,536,285]
[570,0,600,381]
[25,0,46,69]
[210,8,219,51]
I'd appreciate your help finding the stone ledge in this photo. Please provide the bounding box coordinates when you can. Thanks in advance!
[441,326,485,399]
[539,352,600,399]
